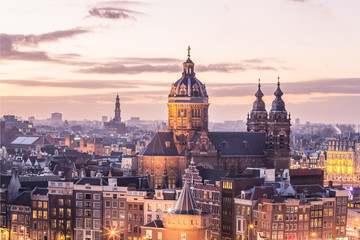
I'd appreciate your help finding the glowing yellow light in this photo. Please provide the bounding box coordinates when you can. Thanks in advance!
[249,224,254,229]
[110,230,115,235]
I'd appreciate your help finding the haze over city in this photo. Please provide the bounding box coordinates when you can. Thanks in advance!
[1,0,360,123]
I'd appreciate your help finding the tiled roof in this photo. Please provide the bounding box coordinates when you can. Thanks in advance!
[207,132,266,156]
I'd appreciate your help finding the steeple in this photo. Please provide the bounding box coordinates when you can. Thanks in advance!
[114,93,121,122]
[270,77,286,113]
[172,182,200,215]
[247,79,267,132]
[252,79,266,112]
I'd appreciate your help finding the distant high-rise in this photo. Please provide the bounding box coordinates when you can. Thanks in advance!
[51,112,62,124]
[28,116,35,123]
[102,116,108,122]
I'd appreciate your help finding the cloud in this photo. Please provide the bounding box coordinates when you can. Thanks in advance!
[207,78,360,97]
[88,1,145,20]
[88,7,137,20]
[78,63,181,74]
[197,63,277,73]
[78,60,278,74]
[0,28,89,62]
[0,79,168,89]
[289,0,309,2]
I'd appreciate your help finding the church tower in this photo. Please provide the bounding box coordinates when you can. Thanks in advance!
[114,93,121,122]
[266,77,291,171]
[247,79,268,132]
[167,47,210,154]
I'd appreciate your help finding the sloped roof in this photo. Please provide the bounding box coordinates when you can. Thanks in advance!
[294,184,325,195]
[87,137,102,144]
[139,132,179,156]
[32,187,48,196]
[0,175,12,188]
[11,136,39,145]
[196,166,228,184]
[289,169,323,176]
[207,132,266,156]
[172,183,199,215]
[10,191,32,206]
[76,177,107,186]
[144,220,164,228]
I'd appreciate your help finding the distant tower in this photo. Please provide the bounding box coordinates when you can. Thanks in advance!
[266,77,291,171]
[167,46,210,153]
[114,93,121,122]
[247,79,268,132]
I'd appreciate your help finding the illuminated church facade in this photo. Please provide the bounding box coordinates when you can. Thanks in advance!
[138,47,291,188]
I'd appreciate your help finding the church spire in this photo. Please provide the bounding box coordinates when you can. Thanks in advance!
[114,93,121,122]
[270,76,286,112]
[247,79,267,132]
[251,78,266,112]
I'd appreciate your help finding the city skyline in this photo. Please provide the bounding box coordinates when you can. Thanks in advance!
[1,0,360,123]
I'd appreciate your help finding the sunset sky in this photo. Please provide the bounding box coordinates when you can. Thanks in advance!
[1,0,360,124]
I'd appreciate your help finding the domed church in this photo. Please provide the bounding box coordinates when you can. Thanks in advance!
[137,47,291,189]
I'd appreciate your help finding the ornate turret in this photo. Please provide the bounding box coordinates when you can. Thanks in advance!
[247,79,267,132]
[265,77,291,171]
[269,77,287,117]
[167,47,210,154]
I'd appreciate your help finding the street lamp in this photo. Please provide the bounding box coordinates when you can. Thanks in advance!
[247,224,254,240]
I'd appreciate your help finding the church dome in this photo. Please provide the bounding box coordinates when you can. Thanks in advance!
[168,47,208,102]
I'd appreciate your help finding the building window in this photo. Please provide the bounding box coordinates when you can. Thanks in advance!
[85,194,91,200]
[85,210,91,217]
[156,204,162,212]
[94,194,100,200]
[93,219,100,229]
[181,233,186,240]
[146,230,152,239]
[85,219,91,229]
[76,219,83,228]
